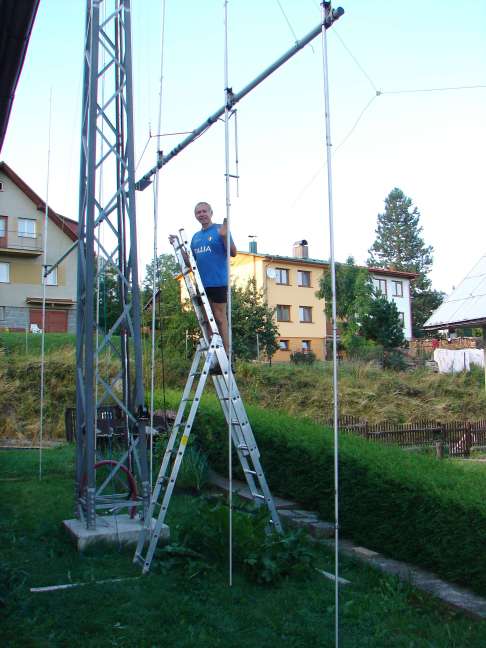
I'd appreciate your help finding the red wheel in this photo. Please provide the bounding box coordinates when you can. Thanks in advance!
[80,460,138,519]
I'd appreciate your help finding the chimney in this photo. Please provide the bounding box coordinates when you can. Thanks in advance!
[249,235,257,254]
[293,239,309,258]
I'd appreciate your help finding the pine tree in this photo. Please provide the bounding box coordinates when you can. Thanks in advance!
[361,295,405,349]
[368,188,443,336]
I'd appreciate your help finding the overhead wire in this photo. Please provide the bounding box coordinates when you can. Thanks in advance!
[333,28,378,93]
[382,83,486,95]
[290,92,377,207]
[39,88,53,480]
[276,0,315,53]
[292,13,485,208]
[149,0,168,491]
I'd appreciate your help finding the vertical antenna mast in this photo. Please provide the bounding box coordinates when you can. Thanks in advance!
[75,0,149,529]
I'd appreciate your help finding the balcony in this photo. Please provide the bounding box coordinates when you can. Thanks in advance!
[0,229,43,256]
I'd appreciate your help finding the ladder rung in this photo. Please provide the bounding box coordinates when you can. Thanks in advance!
[252,493,265,500]
[244,469,257,475]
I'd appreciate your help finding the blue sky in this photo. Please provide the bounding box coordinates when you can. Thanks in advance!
[2,0,486,293]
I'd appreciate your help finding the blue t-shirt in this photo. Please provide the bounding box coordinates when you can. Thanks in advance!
[191,223,233,288]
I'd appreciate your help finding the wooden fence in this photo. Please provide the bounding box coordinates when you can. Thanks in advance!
[330,415,486,457]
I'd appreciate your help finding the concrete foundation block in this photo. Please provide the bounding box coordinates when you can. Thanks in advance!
[63,515,169,552]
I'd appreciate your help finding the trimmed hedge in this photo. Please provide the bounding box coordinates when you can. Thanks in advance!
[158,389,486,596]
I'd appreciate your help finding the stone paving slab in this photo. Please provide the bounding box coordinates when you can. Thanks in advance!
[207,470,298,509]
[330,539,486,620]
[208,471,486,620]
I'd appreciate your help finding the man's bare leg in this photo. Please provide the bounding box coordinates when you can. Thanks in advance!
[210,301,229,355]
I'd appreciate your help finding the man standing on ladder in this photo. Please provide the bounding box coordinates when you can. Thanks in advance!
[170,201,236,360]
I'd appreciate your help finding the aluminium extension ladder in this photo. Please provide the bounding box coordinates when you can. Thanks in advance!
[134,229,282,573]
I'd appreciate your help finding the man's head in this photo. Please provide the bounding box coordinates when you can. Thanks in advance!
[194,201,213,229]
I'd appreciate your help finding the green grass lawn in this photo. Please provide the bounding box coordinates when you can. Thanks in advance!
[1,448,485,647]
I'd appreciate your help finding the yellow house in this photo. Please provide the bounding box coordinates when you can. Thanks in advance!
[231,240,328,361]
[178,237,415,362]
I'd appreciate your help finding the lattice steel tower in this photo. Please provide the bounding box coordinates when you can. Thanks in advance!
[75,0,149,529]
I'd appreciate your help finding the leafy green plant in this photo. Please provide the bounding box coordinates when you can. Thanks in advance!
[174,497,313,584]
[243,529,314,584]
[154,438,209,492]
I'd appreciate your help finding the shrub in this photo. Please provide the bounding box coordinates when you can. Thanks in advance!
[290,351,316,365]
[383,349,407,371]
[158,389,486,596]
[345,336,383,364]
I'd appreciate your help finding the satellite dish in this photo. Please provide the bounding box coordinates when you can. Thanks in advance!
[266,267,276,279]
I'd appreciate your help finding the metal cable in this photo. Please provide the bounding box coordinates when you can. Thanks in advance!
[149,0,168,491]
[39,89,53,480]
[290,92,377,207]
[320,3,340,645]
[333,28,378,93]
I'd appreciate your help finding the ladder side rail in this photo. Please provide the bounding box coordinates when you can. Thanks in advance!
[243,449,283,533]
[134,344,204,560]
[141,352,213,573]
[175,231,221,338]
[214,367,282,532]
[212,374,248,451]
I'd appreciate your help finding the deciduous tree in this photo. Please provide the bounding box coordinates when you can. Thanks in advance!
[231,279,279,361]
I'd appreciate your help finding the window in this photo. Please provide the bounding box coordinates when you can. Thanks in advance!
[392,280,403,297]
[0,262,10,282]
[0,306,5,320]
[44,265,58,286]
[375,278,387,295]
[297,270,311,287]
[18,218,36,238]
[0,218,6,238]
[398,312,405,327]
[299,306,312,323]
[276,305,291,322]
[0,182,4,191]
[302,340,311,352]
[275,268,289,285]
[279,339,289,351]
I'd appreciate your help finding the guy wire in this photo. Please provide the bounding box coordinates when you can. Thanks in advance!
[149,0,167,492]
[39,88,53,481]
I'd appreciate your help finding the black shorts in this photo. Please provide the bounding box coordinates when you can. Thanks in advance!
[205,286,227,303]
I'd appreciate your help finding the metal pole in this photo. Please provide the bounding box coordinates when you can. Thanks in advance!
[321,3,340,646]
[223,0,233,589]
[135,9,344,191]
[83,0,100,529]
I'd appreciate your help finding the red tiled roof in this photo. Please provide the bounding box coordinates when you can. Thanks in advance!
[0,161,78,241]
